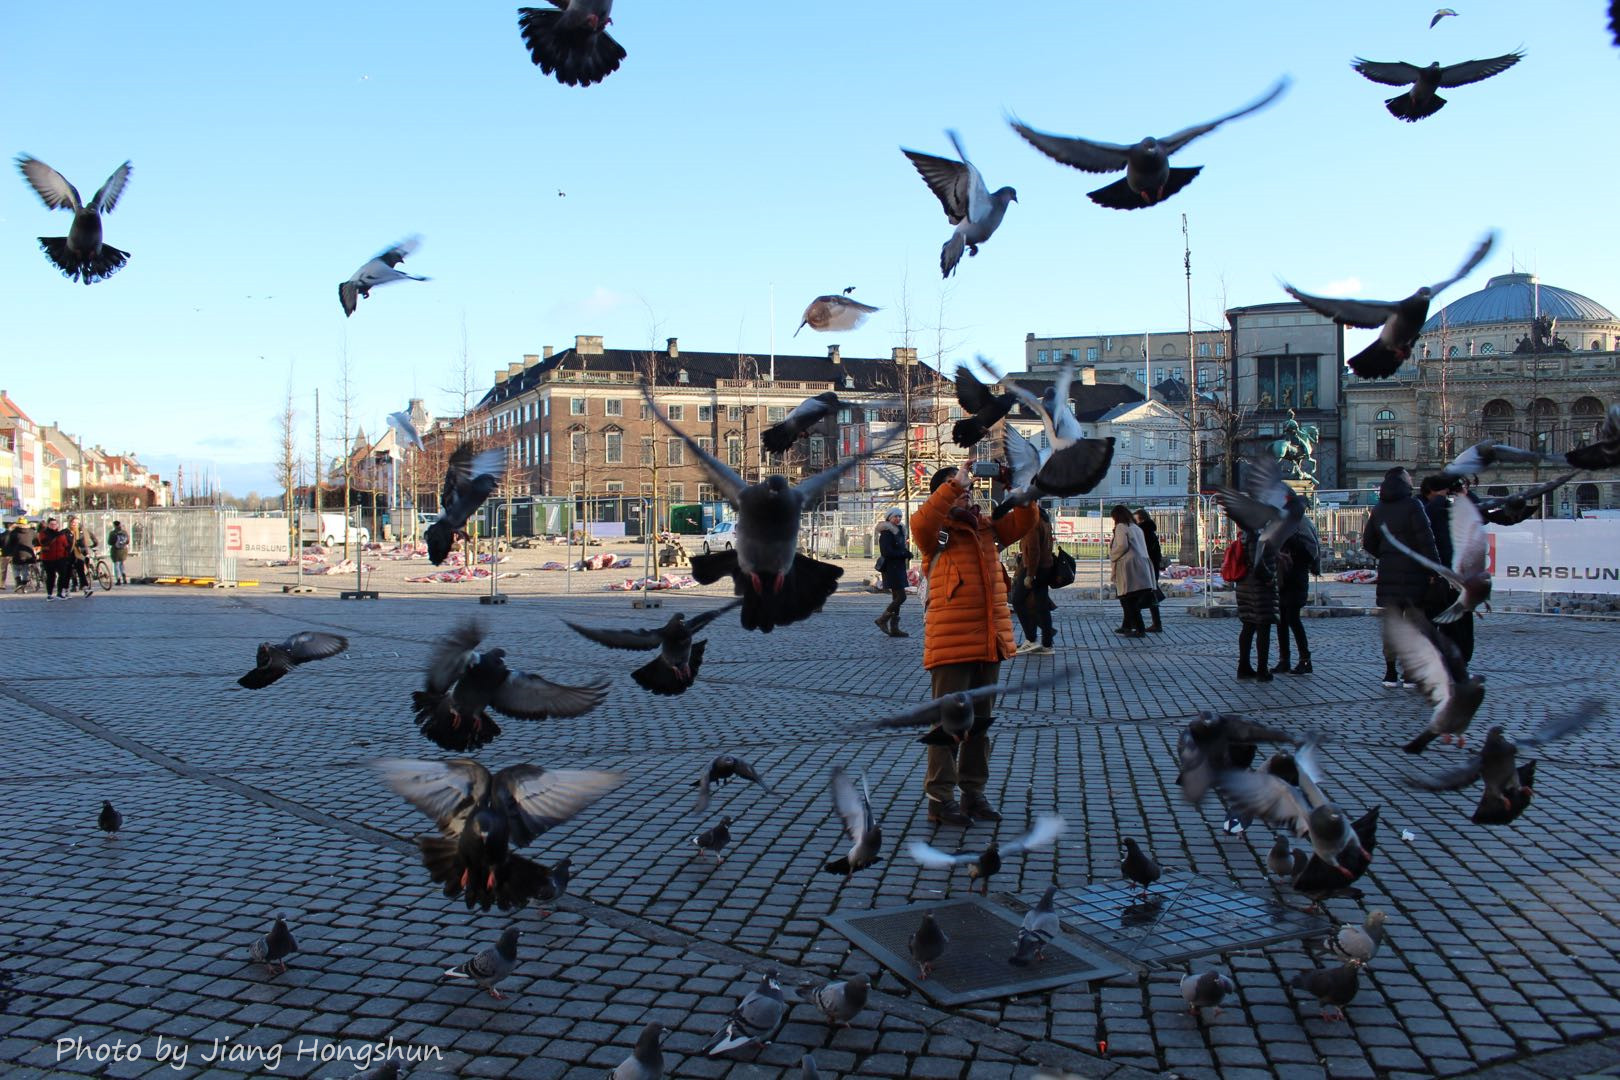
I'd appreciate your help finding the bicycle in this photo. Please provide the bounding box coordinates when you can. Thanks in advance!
[87,556,113,591]
[10,565,42,594]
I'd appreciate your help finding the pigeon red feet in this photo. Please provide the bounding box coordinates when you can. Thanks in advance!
[749,572,763,594]
[772,571,786,593]
[488,987,506,1000]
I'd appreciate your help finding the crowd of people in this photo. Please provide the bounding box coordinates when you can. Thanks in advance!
[1,515,131,598]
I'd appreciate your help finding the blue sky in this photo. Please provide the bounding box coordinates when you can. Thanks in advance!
[3,1,1613,495]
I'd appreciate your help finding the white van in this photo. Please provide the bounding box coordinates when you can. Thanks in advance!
[300,513,370,547]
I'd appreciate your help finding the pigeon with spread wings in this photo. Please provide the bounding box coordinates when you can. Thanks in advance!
[237,631,349,689]
[823,766,882,876]
[907,815,1067,893]
[1352,51,1523,121]
[518,0,624,87]
[1385,607,1485,752]
[565,600,740,695]
[426,444,507,565]
[1000,361,1116,501]
[1214,456,1305,572]
[796,289,879,336]
[903,131,1017,278]
[761,391,902,454]
[339,236,428,317]
[16,155,133,284]
[1408,700,1602,823]
[1565,404,1620,470]
[951,360,1019,448]
[1475,473,1577,525]
[1219,736,1370,878]
[1379,497,1490,623]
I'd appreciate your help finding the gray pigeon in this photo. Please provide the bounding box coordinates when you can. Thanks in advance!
[1266,834,1308,880]
[1442,438,1555,478]
[1283,231,1495,378]
[609,1021,665,1080]
[824,767,882,876]
[339,236,428,317]
[444,927,520,999]
[238,631,350,689]
[692,816,733,864]
[1290,963,1359,1021]
[16,155,132,284]
[1010,885,1062,966]
[1176,710,1299,803]
[1475,472,1578,525]
[1565,404,1620,470]
[98,800,122,836]
[796,291,880,336]
[704,970,787,1056]
[871,666,1069,745]
[1385,608,1485,752]
[519,0,624,88]
[1214,457,1306,572]
[1324,909,1386,966]
[1352,51,1523,121]
[694,754,771,812]
[909,912,949,979]
[642,382,899,631]
[1218,737,1368,877]
[797,972,868,1027]
[1180,970,1236,1017]
[426,444,508,565]
[999,361,1117,500]
[762,391,902,454]
[386,410,425,452]
[249,914,297,975]
[566,600,741,696]
[1381,496,1490,622]
[903,130,1017,278]
[1120,838,1161,897]
[1009,77,1288,210]
[908,816,1067,893]
[1410,699,1604,823]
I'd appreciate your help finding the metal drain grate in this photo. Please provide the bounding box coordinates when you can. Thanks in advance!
[821,896,1126,1007]
[1055,872,1332,968]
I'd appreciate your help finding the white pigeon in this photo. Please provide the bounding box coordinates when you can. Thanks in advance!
[386,410,425,452]
[903,131,1017,278]
[339,236,428,317]
[998,360,1116,501]
[16,155,133,284]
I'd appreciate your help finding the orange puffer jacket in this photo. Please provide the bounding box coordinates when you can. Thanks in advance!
[911,483,1035,670]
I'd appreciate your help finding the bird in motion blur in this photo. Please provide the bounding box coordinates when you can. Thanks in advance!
[15,155,133,284]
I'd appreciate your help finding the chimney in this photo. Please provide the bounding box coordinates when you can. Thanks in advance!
[677,369,689,384]
[667,337,679,358]
[892,346,917,366]
[576,335,604,355]
[542,345,554,360]
[494,369,508,385]
[828,345,842,365]
[507,362,523,378]
[1081,366,1097,386]
[522,353,540,369]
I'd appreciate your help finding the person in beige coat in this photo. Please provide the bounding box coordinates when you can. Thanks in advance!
[1109,504,1155,638]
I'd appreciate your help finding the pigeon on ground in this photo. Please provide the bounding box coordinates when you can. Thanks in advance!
[1431,8,1459,28]
[1000,361,1117,500]
[1291,807,1380,905]
[1475,473,1577,525]
[249,915,297,975]
[426,444,508,565]
[1442,439,1555,478]
[15,155,132,284]
[908,815,1067,893]
[1267,834,1309,880]
[951,361,1019,448]
[1385,608,1486,752]
[909,913,949,979]
[386,410,425,452]
[518,0,624,87]
[1219,737,1370,878]
[761,391,902,454]
[797,972,868,1027]
[609,1021,666,1080]
[642,382,899,632]
[443,927,520,999]
[1120,838,1161,897]
[1214,457,1305,572]
[695,754,771,813]
[1352,51,1523,121]
[692,816,733,864]
[1565,404,1620,470]
[1285,232,1495,377]
[565,600,741,696]
[1009,885,1062,966]
[796,290,880,336]
[823,767,883,876]
[1181,970,1236,1018]
[377,758,624,911]
[98,800,122,836]
[1380,494,1491,620]
[1409,700,1603,823]
[237,631,350,689]
[1008,77,1288,210]
[704,970,787,1056]
[1176,710,1298,803]
[1291,963,1359,1021]
[339,236,428,317]
[1324,910,1386,966]
[902,130,1017,277]
[534,855,571,915]
[411,621,609,752]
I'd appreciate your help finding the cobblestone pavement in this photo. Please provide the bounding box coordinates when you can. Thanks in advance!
[2,580,1619,1079]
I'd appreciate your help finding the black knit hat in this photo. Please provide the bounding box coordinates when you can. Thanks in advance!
[929,466,958,493]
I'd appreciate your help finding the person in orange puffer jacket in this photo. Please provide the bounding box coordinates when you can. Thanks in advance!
[909,459,1036,828]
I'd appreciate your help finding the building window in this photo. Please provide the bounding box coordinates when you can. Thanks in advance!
[1374,410,1396,460]
[1167,430,1178,452]
[837,408,852,425]
[725,434,742,468]
[1143,432,1155,453]
[667,404,685,422]
[640,437,654,466]
[1119,431,1131,451]
[1167,464,1179,487]
[668,483,684,502]
[604,398,622,417]
[698,404,714,422]
[1215,343,1226,357]
[604,480,624,493]
[696,436,714,458]
[543,433,550,458]
[667,438,684,467]
[604,430,623,464]
[570,397,587,416]
[1086,346,1098,363]
[640,403,653,420]
[1257,355,1319,409]
[1144,464,1156,486]
[1447,346,1460,358]
[698,483,714,502]
[1197,343,1210,357]
[1037,350,1049,364]
[766,406,787,422]
[570,430,588,463]
[727,405,743,421]
[808,435,825,467]
[1479,342,1496,355]
[1197,367,1210,390]
[1119,463,1132,486]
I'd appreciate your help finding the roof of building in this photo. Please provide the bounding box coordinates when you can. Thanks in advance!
[1422,273,1617,332]
[0,392,35,426]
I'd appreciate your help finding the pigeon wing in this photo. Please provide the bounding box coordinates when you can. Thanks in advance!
[1218,770,1313,835]
[490,670,610,719]
[375,235,422,268]
[907,840,979,867]
[425,620,485,693]
[872,685,997,729]
[1004,426,1042,488]
[1521,697,1605,747]
[1282,284,1402,329]
[1436,51,1524,88]
[902,149,970,224]
[283,631,349,664]
[1000,814,1067,856]
[683,598,743,634]
[1449,496,1488,577]
[1408,755,1484,791]
[1351,58,1424,86]
[1379,522,1461,588]
[830,767,872,844]
[1159,76,1290,154]
[641,384,746,504]
[338,281,360,317]
[16,156,82,211]
[1034,438,1115,496]
[90,161,133,213]
[946,130,991,223]
[1007,120,1133,174]
[955,365,994,413]
[376,757,491,833]
[1214,487,1278,534]
[1384,608,1459,707]
[794,424,903,507]
[1428,232,1496,295]
[564,620,664,651]
[493,766,627,848]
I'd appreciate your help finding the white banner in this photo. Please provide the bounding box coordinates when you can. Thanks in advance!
[1488,521,1620,594]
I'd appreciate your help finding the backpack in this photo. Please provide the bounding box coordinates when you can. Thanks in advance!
[1048,548,1077,589]
[113,530,129,550]
[1221,535,1249,582]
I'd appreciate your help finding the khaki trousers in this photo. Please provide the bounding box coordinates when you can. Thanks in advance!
[924,660,998,802]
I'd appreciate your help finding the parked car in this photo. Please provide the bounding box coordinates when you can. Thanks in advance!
[300,513,370,547]
[701,520,736,555]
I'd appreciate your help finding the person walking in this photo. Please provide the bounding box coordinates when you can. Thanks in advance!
[1108,505,1155,638]
[0,519,10,589]
[911,459,1036,828]
[874,507,913,637]
[35,515,74,600]
[1275,498,1319,675]
[108,520,131,585]
[1421,475,1476,664]
[1133,508,1165,633]
[1362,466,1441,688]
[5,518,38,592]
[1011,505,1056,655]
[68,514,96,597]
[1234,526,1279,681]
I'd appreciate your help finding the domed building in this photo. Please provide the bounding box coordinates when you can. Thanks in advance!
[1343,272,1620,512]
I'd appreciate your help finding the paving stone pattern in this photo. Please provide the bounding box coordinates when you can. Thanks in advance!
[2,581,1619,1079]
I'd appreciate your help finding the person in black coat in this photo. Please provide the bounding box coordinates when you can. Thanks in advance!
[1133,509,1164,633]
[1234,527,1279,681]
[1421,474,1476,664]
[1362,466,1441,686]
[1275,501,1319,675]
[875,507,913,637]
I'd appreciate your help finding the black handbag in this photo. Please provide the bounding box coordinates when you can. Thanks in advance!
[1049,548,1077,589]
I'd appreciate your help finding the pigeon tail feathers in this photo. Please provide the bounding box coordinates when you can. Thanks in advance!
[739,555,842,632]
[940,233,966,279]
[1348,340,1405,379]
[1386,92,1446,121]
[38,236,128,284]
[952,417,988,448]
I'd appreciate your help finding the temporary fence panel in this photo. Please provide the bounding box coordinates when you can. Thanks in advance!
[114,508,236,582]
[1488,520,1620,595]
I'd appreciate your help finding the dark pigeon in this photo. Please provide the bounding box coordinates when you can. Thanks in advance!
[98,800,122,836]
[692,816,733,864]
[1385,608,1486,752]
[1565,404,1620,470]
[695,754,771,813]
[1408,700,1603,824]
[566,600,740,696]
[1214,457,1306,572]
[762,391,901,454]
[237,631,349,689]
[909,912,949,979]
[1352,51,1523,121]
[16,155,132,284]
[609,1021,666,1080]
[1120,838,1161,898]
[1291,963,1359,1021]
[249,914,297,975]
[951,362,1018,448]
[1181,970,1235,1018]
[518,0,624,87]
[426,444,508,565]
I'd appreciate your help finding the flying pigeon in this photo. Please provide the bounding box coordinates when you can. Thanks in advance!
[823,766,882,876]
[98,800,122,836]
[339,236,428,317]
[1120,838,1161,898]
[609,1021,666,1080]
[1175,710,1298,803]
[16,155,133,284]
[376,757,624,911]
[796,291,880,336]
[565,599,741,696]
[902,130,1017,278]
[1430,8,1459,28]
[425,443,508,565]
[410,621,609,752]
[1352,51,1523,121]
[386,410,425,452]
[1442,438,1554,478]
[1181,970,1236,1018]
[797,972,868,1027]
[1291,963,1359,1021]
[869,668,1068,745]
[237,631,350,689]
[909,912,949,979]
[692,816,733,864]
[1381,501,1490,625]
[518,1,625,88]
[951,361,1019,448]
[642,382,899,631]
[1323,910,1386,966]
[248,915,297,975]
[1408,700,1603,823]
[1565,403,1620,469]
[1475,472,1577,525]
[694,754,772,812]
[704,970,787,1056]
[1008,77,1289,210]
[1283,231,1495,377]
[443,927,520,999]
[1219,737,1369,878]
[1214,457,1306,572]
[908,815,1067,893]
[1001,361,1117,499]
[1009,885,1062,966]
[761,391,902,454]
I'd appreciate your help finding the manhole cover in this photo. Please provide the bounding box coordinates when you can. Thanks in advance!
[821,896,1126,1006]
[1054,872,1331,968]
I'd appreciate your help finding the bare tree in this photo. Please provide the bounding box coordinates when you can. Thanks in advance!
[276,376,298,557]
[336,345,357,558]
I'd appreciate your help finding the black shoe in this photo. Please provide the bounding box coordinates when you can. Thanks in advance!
[888,626,910,638]
[1290,658,1313,675]
[1256,668,1274,682]
[1147,625,1163,633]
[1237,664,1256,680]
[1124,629,1146,638]
[962,794,1002,823]
[927,799,972,827]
